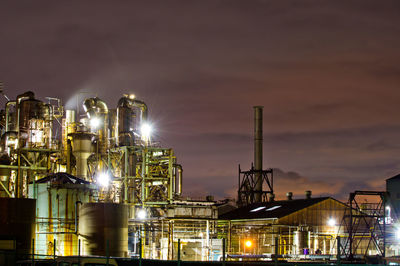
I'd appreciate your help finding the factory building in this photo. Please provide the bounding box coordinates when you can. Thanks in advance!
[219,195,347,256]
[0,90,392,264]
[387,174,400,219]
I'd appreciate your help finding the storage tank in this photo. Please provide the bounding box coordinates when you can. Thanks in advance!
[295,230,310,255]
[69,131,94,180]
[79,203,128,257]
[17,91,52,148]
[28,173,95,256]
[0,198,35,259]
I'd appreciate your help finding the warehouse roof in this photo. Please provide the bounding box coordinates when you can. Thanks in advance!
[386,174,400,181]
[34,172,90,184]
[219,197,331,220]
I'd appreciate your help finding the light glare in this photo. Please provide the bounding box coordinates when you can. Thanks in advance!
[245,240,252,248]
[97,172,110,187]
[90,117,101,129]
[137,209,147,219]
[327,218,336,226]
[141,123,153,144]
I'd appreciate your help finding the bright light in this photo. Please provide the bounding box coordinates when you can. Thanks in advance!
[97,172,110,187]
[245,240,252,248]
[396,228,400,240]
[140,123,152,142]
[137,209,147,220]
[327,218,336,226]
[250,206,266,212]
[129,94,135,99]
[90,117,101,129]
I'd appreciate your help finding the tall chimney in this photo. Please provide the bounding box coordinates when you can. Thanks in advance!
[254,106,263,202]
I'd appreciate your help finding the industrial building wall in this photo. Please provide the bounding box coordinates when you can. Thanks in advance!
[277,198,347,226]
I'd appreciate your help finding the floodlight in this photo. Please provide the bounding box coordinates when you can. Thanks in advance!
[97,172,110,187]
[245,240,252,248]
[90,117,101,129]
[137,209,147,220]
[327,218,336,226]
[140,123,153,144]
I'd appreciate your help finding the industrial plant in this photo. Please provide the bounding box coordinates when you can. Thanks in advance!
[0,90,399,264]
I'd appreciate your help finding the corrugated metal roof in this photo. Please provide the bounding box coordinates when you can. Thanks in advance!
[219,197,330,220]
[386,174,400,181]
[33,172,90,184]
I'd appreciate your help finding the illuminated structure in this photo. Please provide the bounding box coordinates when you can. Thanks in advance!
[0,90,393,264]
[0,91,211,261]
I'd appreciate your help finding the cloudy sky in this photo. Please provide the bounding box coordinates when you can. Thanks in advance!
[1,1,400,201]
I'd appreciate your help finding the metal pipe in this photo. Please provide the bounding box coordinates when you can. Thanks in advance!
[83,97,109,154]
[5,101,16,132]
[16,91,35,134]
[116,96,148,146]
[175,164,183,196]
[75,200,82,234]
[254,106,263,202]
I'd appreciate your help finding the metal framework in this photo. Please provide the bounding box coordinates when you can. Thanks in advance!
[108,146,176,206]
[0,147,59,198]
[237,164,273,206]
[337,190,387,259]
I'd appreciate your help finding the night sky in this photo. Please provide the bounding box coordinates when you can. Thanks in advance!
[1,1,400,201]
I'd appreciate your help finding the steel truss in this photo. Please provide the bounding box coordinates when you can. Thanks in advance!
[237,164,273,206]
[108,146,176,206]
[0,147,59,197]
[337,190,387,259]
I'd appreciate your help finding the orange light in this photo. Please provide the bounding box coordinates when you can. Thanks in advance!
[245,240,252,248]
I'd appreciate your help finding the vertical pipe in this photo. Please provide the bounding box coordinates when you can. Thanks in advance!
[53,239,56,260]
[106,239,109,266]
[139,238,142,266]
[274,236,278,266]
[124,147,128,203]
[337,236,341,265]
[177,239,181,266]
[78,239,81,265]
[31,238,35,265]
[222,238,226,266]
[254,106,263,202]
[66,139,72,174]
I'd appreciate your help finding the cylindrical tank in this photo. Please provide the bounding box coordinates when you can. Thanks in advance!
[17,92,53,148]
[0,198,36,259]
[108,109,117,147]
[295,230,310,255]
[117,97,135,146]
[19,98,43,132]
[70,132,94,180]
[83,97,109,154]
[79,203,128,257]
[116,95,148,146]
[175,164,183,196]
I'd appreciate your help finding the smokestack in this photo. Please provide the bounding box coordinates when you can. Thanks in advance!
[254,106,263,202]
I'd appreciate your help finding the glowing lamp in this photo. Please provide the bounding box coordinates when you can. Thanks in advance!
[327,218,336,226]
[137,209,147,220]
[141,123,152,140]
[245,240,252,248]
[90,117,101,129]
[97,172,110,187]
